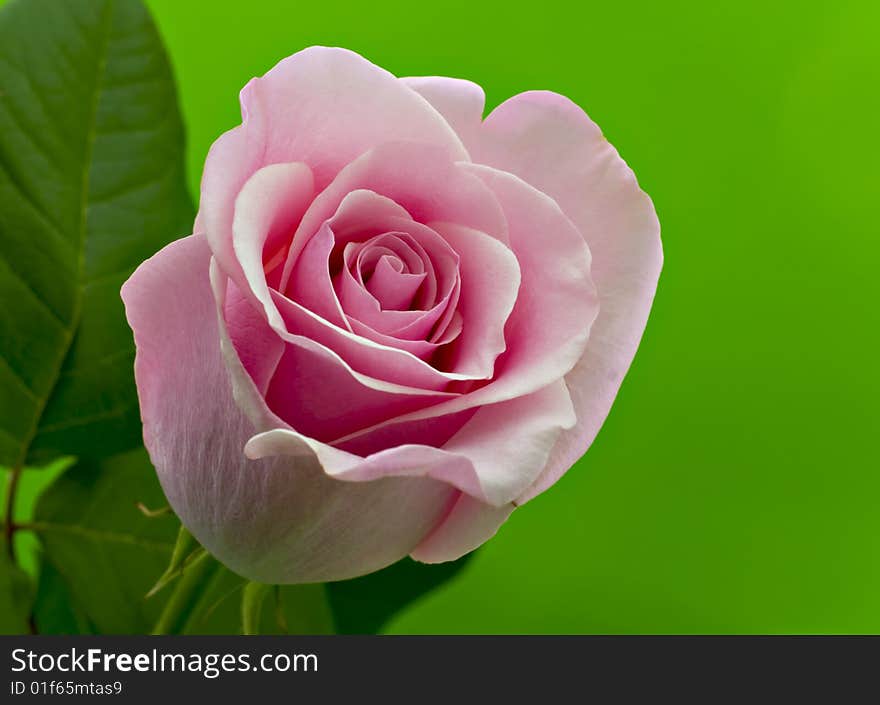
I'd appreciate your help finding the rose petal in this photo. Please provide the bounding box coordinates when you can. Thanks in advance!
[318,188,413,238]
[263,328,452,442]
[244,379,575,507]
[334,407,476,457]
[441,380,575,505]
[344,317,443,362]
[280,141,508,289]
[232,162,315,330]
[239,47,468,190]
[223,282,284,394]
[287,222,349,329]
[338,232,438,329]
[365,254,427,310]
[200,46,469,289]
[334,164,598,435]
[465,91,663,501]
[245,428,488,503]
[121,234,456,582]
[337,225,457,342]
[428,222,520,378]
[330,380,575,506]
[402,76,486,149]
[411,493,514,564]
[273,290,467,390]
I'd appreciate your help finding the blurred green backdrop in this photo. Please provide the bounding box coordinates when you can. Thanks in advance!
[20,0,880,633]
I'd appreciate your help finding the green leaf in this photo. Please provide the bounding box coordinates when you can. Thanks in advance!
[265,584,334,635]
[164,561,335,635]
[0,0,194,468]
[241,581,334,635]
[31,448,178,633]
[0,541,33,634]
[32,555,94,634]
[326,555,472,633]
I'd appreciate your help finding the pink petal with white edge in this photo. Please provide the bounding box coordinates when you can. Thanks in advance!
[335,164,598,432]
[200,46,468,288]
[287,222,350,330]
[244,429,488,504]
[246,378,574,508]
[402,76,486,148]
[406,82,662,501]
[472,91,663,502]
[121,234,455,583]
[441,380,575,505]
[411,492,514,564]
[272,290,464,391]
[232,162,314,329]
[428,222,520,378]
[262,331,452,443]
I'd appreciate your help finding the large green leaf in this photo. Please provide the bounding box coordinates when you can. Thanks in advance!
[32,556,94,634]
[31,448,177,633]
[169,553,472,635]
[155,556,335,635]
[0,0,193,467]
[154,541,468,634]
[326,555,472,634]
[0,542,33,634]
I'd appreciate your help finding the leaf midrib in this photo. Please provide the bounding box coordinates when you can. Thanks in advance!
[11,0,115,470]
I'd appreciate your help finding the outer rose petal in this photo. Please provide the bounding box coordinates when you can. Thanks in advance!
[200,46,469,288]
[121,234,455,583]
[247,379,574,508]
[408,83,662,501]
[411,493,514,564]
[401,76,486,148]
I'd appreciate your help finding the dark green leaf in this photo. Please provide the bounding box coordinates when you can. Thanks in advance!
[326,555,472,634]
[0,0,194,467]
[172,563,335,635]
[244,583,334,635]
[0,541,33,634]
[31,448,177,633]
[32,555,94,634]
[264,584,334,635]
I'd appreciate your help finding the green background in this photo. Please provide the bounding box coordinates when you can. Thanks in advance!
[18,0,880,632]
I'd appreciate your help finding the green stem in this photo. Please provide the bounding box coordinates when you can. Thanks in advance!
[241,582,335,634]
[151,550,214,635]
[241,581,270,635]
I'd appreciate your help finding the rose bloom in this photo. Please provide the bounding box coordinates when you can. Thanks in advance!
[122,47,662,583]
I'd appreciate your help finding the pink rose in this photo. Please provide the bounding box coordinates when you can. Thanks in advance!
[121,47,662,583]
